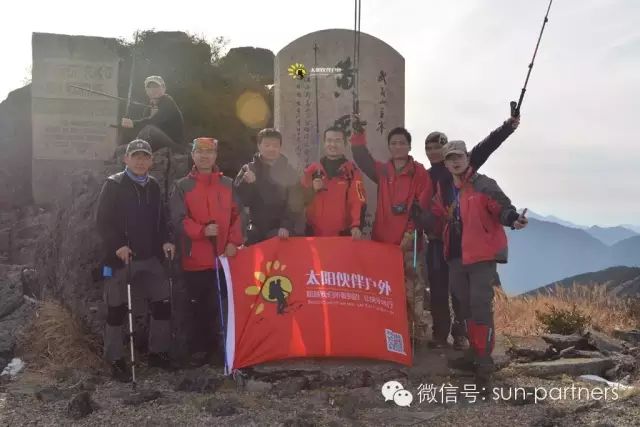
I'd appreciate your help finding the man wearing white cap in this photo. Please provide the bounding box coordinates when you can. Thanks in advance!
[121,75,185,152]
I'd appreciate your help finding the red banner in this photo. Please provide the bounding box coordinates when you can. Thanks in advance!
[220,237,411,371]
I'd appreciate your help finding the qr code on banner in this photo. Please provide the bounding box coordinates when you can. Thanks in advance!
[385,329,406,355]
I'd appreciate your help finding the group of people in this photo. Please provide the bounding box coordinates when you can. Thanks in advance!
[96,75,528,388]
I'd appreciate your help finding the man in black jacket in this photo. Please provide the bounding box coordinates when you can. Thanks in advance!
[423,116,520,351]
[121,75,185,152]
[96,139,176,380]
[234,128,303,245]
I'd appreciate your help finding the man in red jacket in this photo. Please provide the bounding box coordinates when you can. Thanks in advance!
[423,117,519,351]
[423,140,528,388]
[351,120,431,343]
[302,126,366,238]
[170,137,243,366]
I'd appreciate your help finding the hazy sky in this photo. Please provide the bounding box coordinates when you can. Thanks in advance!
[2,0,638,226]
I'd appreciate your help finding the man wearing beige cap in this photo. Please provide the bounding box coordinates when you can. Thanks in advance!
[423,117,519,351]
[121,75,185,152]
[421,139,528,389]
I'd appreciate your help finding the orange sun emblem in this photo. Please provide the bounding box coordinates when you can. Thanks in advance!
[244,260,293,315]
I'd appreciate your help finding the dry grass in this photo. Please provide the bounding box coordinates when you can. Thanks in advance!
[17,300,106,372]
[495,283,640,336]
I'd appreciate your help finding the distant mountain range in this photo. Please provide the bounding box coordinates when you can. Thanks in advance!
[499,217,640,295]
[526,211,639,246]
[585,225,639,246]
[525,266,640,298]
[527,211,586,229]
[622,224,640,234]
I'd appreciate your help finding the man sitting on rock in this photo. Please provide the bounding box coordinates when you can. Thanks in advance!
[96,139,177,381]
[121,75,186,153]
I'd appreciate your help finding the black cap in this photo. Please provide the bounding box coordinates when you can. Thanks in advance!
[125,139,152,155]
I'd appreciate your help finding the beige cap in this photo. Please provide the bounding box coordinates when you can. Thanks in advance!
[144,75,165,87]
[442,140,468,158]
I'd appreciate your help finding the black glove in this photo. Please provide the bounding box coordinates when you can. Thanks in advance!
[510,101,520,119]
[352,114,367,134]
[410,200,423,229]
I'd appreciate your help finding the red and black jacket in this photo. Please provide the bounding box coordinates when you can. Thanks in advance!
[170,168,243,271]
[302,157,366,236]
[424,167,520,265]
[351,132,431,245]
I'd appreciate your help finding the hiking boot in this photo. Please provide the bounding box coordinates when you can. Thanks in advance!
[110,358,131,382]
[148,352,178,372]
[447,349,475,372]
[453,336,470,351]
[427,338,449,349]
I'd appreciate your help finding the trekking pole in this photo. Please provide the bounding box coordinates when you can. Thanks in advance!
[510,0,553,117]
[166,256,176,342]
[313,42,321,161]
[412,229,417,357]
[409,198,423,358]
[125,255,137,390]
[208,223,228,374]
[352,0,362,116]
[67,85,148,107]
[124,32,138,119]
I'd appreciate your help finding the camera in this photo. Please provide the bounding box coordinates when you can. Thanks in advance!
[312,170,327,191]
[391,204,407,215]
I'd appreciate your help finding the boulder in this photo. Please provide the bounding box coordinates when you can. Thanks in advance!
[506,336,555,361]
[609,353,637,372]
[612,329,640,345]
[559,348,605,359]
[585,329,627,354]
[542,333,590,351]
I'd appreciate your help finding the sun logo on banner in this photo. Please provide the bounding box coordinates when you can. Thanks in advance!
[288,63,307,80]
[244,260,293,315]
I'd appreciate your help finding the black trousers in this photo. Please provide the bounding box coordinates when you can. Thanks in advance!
[182,269,227,355]
[137,125,186,153]
[427,240,466,340]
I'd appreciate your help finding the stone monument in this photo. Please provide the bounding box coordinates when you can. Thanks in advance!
[31,32,120,204]
[274,29,405,231]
